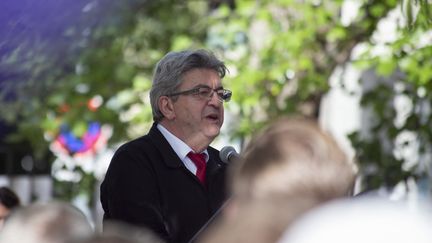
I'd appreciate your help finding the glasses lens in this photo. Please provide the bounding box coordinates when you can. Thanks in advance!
[198,87,212,98]
[217,89,232,102]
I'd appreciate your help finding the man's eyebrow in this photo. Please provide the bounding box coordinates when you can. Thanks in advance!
[193,84,224,90]
[193,84,210,88]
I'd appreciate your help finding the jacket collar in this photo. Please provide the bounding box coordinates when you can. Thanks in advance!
[148,123,184,168]
[147,123,224,176]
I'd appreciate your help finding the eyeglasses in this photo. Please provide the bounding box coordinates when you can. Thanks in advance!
[167,86,232,102]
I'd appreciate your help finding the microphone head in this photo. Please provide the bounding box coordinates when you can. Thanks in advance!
[219,146,238,164]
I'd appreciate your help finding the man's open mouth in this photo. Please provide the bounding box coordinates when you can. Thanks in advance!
[205,114,219,121]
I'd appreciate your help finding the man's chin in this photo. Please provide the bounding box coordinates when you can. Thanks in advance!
[205,125,221,138]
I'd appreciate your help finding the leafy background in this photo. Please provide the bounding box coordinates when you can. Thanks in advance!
[1,0,431,207]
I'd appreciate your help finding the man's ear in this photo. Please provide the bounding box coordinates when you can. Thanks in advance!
[159,96,176,120]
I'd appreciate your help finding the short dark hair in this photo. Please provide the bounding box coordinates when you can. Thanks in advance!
[0,187,20,209]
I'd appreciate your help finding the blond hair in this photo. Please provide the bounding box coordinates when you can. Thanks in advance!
[231,116,357,203]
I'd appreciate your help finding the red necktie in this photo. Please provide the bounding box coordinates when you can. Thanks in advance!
[187,152,206,185]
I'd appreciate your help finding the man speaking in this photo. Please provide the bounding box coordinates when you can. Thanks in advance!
[100,49,232,243]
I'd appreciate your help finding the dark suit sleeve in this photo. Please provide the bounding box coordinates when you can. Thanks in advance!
[101,146,169,242]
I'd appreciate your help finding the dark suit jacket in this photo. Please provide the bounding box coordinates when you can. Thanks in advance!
[100,123,228,243]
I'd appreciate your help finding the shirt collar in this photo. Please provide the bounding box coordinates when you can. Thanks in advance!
[157,124,209,161]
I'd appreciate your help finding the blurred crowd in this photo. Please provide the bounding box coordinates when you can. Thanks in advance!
[0,116,430,243]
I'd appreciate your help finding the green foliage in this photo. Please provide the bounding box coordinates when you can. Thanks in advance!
[347,18,432,189]
[206,0,396,143]
[1,0,210,203]
[2,0,432,200]
[402,0,432,30]
[207,0,432,192]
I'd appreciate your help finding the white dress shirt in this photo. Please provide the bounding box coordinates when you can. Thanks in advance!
[157,124,209,175]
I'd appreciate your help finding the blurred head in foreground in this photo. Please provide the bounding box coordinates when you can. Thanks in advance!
[67,221,164,243]
[199,197,319,243]
[199,116,357,243]
[277,197,432,243]
[0,201,93,243]
[230,116,357,207]
[0,186,21,229]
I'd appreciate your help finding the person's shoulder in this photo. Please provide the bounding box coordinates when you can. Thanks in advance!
[116,134,152,152]
[107,135,154,165]
[117,123,165,151]
[106,135,156,172]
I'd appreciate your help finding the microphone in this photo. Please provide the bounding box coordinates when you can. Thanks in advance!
[219,146,240,164]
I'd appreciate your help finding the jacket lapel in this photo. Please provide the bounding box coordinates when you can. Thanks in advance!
[148,123,184,169]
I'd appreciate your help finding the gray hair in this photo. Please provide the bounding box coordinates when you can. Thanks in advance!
[150,49,228,122]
